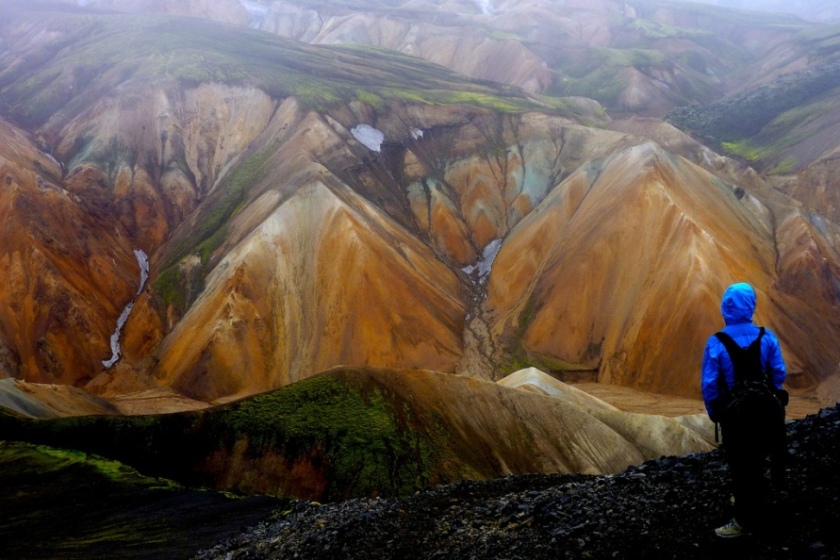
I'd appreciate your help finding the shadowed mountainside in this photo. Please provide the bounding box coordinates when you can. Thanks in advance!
[0,367,714,502]
[1,406,835,559]
[0,440,283,560]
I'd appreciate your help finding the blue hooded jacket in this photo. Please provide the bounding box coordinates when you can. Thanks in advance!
[701,283,786,419]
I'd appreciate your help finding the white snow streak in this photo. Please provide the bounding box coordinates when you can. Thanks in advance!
[102,249,149,368]
[237,0,270,28]
[462,238,503,283]
[475,0,494,16]
[134,249,149,296]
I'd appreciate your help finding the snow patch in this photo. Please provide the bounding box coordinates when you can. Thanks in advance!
[475,0,495,16]
[134,249,150,296]
[351,124,385,152]
[41,151,63,171]
[102,250,149,368]
[462,238,503,283]
[102,303,134,369]
[411,128,424,140]
[238,0,270,28]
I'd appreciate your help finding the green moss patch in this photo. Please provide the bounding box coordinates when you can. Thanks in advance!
[0,9,564,128]
[0,372,465,502]
[218,374,444,499]
[0,441,281,560]
[152,143,274,311]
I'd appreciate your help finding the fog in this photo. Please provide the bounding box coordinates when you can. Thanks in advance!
[72,0,839,23]
[688,0,839,23]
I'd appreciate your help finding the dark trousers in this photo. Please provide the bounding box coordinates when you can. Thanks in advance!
[725,442,770,528]
[721,419,786,530]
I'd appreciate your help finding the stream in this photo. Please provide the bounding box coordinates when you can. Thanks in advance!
[102,250,149,368]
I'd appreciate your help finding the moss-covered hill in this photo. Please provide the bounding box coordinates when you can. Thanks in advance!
[0,370,457,502]
[666,25,840,173]
[0,0,572,131]
[0,441,282,560]
[0,367,714,504]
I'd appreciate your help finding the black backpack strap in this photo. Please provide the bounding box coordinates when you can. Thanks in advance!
[714,327,766,385]
[711,328,767,433]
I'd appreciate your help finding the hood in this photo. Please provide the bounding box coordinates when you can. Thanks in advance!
[720,282,756,326]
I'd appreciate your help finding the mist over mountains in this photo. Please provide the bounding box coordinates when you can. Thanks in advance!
[692,0,840,23]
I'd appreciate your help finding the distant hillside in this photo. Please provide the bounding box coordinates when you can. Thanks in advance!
[666,26,840,173]
[0,368,714,501]
[695,0,840,23]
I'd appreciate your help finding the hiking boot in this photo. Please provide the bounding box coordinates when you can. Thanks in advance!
[715,518,746,538]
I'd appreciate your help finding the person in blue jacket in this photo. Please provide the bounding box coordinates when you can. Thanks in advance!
[701,282,787,538]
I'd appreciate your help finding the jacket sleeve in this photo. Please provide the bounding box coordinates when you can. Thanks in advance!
[764,331,787,389]
[701,339,721,419]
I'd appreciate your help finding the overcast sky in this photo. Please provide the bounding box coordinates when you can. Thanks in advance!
[688,0,839,22]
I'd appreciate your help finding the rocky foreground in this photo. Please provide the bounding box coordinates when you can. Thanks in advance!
[196,406,840,560]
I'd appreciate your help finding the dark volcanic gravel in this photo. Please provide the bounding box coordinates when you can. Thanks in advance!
[195,406,840,560]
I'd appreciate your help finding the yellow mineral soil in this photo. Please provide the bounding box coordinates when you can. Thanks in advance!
[571,382,821,420]
[0,118,140,385]
[489,142,838,397]
[404,112,632,266]
[782,145,840,224]
[154,180,466,401]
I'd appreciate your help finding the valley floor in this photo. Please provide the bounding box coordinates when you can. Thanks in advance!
[570,382,822,420]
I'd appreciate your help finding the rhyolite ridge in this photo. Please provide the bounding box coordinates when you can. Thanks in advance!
[1,0,840,409]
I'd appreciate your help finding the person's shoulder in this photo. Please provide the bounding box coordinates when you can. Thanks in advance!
[721,323,758,338]
[758,326,782,343]
[704,332,725,351]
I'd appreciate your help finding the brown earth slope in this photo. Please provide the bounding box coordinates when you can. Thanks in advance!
[487,142,840,396]
[0,2,839,411]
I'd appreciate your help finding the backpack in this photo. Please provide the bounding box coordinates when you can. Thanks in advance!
[713,327,785,452]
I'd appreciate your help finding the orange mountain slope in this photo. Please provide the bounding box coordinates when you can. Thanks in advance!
[0,2,839,411]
